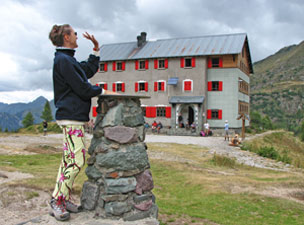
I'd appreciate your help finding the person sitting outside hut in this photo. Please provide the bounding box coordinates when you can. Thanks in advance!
[152,121,157,133]
[191,122,196,133]
[157,122,163,134]
[229,134,241,146]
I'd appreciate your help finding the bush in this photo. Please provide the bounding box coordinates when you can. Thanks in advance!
[212,154,236,168]
[257,146,279,160]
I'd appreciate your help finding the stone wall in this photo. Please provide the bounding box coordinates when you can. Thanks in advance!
[81,95,158,221]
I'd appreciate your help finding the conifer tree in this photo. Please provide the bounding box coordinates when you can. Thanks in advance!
[41,100,53,122]
[22,112,34,128]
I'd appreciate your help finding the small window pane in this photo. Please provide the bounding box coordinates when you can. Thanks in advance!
[185,58,192,67]
[117,62,122,70]
[139,61,146,69]
[159,60,165,68]
[139,82,145,91]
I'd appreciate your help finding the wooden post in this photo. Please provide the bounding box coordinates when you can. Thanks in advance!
[242,117,245,140]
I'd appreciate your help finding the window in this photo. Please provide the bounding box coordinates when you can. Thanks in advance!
[99,63,107,72]
[207,109,222,119]
[157,107,166,117]
[185,58,192,67]
[97,82,108,90]
[139,82,145,91]
[143,106,171,118]
[154,59,168,69]
[183,79,193,92]
[180,57,196,68]
[239,101,249,114]
[208,57,223,68]
[112,82,125,92]
[212,58,219,67]
[112,61,125,71]
[139,60,145,69]
[135,81,148,92]
[239,78,249,95]
[116,83,122,92]
[154,81,166,92]
[208,81,223,91]
[159,60,165,68]
[117,62,122,71]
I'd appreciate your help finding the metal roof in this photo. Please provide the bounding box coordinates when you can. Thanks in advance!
[169,96,205,104]
[100,33,248,61]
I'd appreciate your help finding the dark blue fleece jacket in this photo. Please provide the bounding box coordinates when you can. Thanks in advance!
[52,49,102,122]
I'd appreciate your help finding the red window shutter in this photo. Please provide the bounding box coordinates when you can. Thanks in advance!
[122,61,126,71]
[165,107,171,118]
[180,58,184,68]
[122,83,125,92]
[207,110,212,119]
[208,58,212,68]
[208,82,212,91]
[184,81,191,91]
[154,59,158,69]
[104,83,108,90]
[165,59,168,68]
[112,83,116,92]
[146,107,151,118]
[219,81,223,91]
[151,107,156,117]
[218,110,222,119]
[154,82,158,91]
[92,106,97,117]
[135,82,138,92]
[145,60,149,69]
[219,58,223,67]
[161,82,165,91]
[112,62,116,71]
[104,63,108,72]
[192,57,196,67]
[135,60,139,70]
[145,82,148,91]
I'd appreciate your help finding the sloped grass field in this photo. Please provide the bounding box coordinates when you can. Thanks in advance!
[1,138,304,224]
[242,131,304,168]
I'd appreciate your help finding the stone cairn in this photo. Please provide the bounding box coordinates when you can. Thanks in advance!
[81,95,158,221]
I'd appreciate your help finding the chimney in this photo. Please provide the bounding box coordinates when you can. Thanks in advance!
[141,32,147,43]
[137,35,142,47]
[137,32,147,48]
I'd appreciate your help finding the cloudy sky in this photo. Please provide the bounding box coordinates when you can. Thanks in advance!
[0,0,303,104]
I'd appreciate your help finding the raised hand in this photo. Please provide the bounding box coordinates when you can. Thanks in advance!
[83,32,99,50]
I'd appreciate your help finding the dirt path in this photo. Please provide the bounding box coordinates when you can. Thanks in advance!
[146,132,291,171]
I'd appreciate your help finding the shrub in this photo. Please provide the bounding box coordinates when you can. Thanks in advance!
[212,154,236,168]
[257,146,279,160]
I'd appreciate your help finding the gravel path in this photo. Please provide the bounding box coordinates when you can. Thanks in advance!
[145,134,291,171]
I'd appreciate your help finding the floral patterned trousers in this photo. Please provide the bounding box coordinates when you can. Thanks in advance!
[52,125,86,201]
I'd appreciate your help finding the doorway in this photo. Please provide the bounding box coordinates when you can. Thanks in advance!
[188,106,194,125]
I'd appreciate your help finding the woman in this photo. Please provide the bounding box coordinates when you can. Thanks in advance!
[48,24,114,221]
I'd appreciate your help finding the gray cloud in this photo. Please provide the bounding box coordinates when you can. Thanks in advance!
[0,0,303,100]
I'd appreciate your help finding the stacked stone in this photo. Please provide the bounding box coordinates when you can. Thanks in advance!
[81,95,158,221]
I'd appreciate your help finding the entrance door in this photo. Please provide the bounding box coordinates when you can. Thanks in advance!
[188,106,194,125]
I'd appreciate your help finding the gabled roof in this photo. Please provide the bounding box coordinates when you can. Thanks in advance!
[100,33,253,73]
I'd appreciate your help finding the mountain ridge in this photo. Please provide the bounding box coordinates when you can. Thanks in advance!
[0,96,56,131]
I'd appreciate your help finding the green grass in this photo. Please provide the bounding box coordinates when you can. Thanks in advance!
[151,159,304,225]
